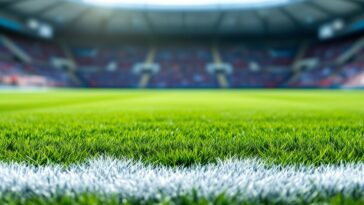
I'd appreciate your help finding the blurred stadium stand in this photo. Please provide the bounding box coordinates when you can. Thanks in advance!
[1,0,364,89]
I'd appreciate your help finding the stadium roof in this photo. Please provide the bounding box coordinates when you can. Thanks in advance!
[0,0,363,37]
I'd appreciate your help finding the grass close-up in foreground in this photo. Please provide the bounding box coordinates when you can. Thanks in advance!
[1,89,364,166]
[0,89,364,204]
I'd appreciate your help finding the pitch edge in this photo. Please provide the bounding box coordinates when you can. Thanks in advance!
[1,157,364,203]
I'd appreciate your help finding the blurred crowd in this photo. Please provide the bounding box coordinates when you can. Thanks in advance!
[1,33,364,88]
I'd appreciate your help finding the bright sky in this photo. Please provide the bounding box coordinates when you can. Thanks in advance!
[77,0,294,9]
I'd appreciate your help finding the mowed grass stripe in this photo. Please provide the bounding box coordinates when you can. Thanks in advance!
[0,89,363,166]
[0,91,148,112]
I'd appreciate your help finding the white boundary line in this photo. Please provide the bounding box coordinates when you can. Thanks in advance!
[1,158,364,202]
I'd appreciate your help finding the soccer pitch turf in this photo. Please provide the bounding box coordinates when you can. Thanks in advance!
[0,89,364,204]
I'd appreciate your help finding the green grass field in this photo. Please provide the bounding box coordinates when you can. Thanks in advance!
[1,89,363,166]
[2,89,364,205]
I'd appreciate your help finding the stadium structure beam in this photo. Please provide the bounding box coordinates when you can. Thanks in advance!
[62,8,92,30]
[213,12,226,35]
[346,0,364,8]
[143,12,155,34]
[279,8,305,29]
[99,10,116,34]
[0,0,28,10]
[305,1,337,17]
[253,11,268,35]
[32,1,65,17]
[182,12,186,32]
[303,1,364,32]
[0,0,66,32]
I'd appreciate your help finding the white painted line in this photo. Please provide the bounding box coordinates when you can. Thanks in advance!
[0,158,364,202]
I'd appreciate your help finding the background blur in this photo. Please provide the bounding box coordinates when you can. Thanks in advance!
[1,0,364,89]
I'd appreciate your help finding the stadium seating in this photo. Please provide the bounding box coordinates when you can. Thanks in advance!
[290,36,364,88]
[1,32,364,88]
[0,43,12,59]
[73,46,147,87]
[9,35,66,63]
[150,45,216,88]
[220,45,294,87]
